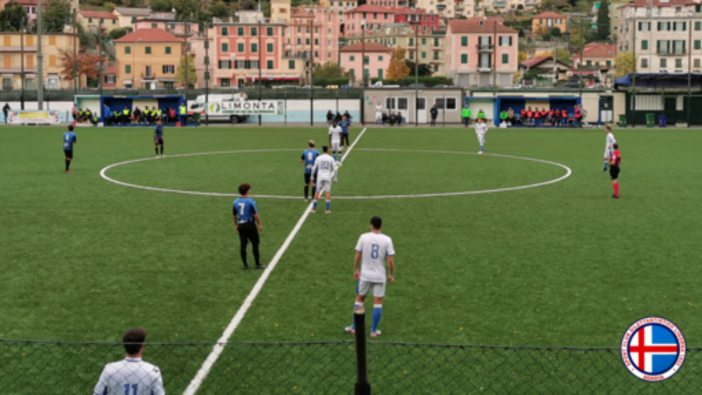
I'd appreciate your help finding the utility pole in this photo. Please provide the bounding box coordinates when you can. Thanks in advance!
[631,17,636,127]
[414,20,418,126]
[73,16,77,93]
[492,20,497,97]
[37,0,44,109]
[98,20,103,96]
[552,38,557,85]
[310,17,314,126]
[688,17,692,125]
[361,21,366,87]
[20,17,25,110]
[258,18,262,126]
[205,21,210,126]
[578,17,584,101]
[184,19,189,99]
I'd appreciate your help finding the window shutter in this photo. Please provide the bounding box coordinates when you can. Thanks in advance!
[509,36,513,46]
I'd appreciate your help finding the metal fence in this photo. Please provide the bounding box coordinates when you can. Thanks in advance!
[1,338,700,394]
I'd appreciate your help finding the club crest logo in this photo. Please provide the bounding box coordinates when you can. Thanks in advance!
[209,103,221,113]
[621,317,686,382]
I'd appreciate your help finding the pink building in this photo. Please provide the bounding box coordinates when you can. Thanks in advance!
[211,20,289,88]
[445,17,519,87]
[284,9,340,67]
[340,42,392,83]
[344,5,439,38]
[0,0,78,26]
[133,19,200,37]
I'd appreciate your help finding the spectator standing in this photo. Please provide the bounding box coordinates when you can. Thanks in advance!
[430,105,438,127]
[326,110,334,125]
[93,328,165,395]
[461,104,471,127]
[3,103,10,124]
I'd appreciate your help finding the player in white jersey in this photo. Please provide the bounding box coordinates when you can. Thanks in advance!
[375,104,383,126]
[345,216,395,337]
[328,121,343,163]
[475,117,488,154]
[310,146,338,214]
[93,328,165,395]
[603,125,617,171]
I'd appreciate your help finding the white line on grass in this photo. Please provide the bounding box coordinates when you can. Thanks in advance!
[182,127,367,395]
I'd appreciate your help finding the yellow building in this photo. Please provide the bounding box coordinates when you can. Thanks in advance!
[271,0,291,24]
[76,11,119,34]
[113,29,183,89]
[0,32,82,90]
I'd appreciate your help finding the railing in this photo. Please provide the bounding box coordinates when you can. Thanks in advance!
[478,66,492,72]
[477,44,494,52]
[658,48,686,55]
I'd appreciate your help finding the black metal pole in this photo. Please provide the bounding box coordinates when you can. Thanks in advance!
[353,309,371,395]
[415,22,418,126]
[284,90,287,126]
[205,22,209,125]
[310,18,314,127]
[99,21,103,97]
[20,17,25,110]
[258,19,262,126]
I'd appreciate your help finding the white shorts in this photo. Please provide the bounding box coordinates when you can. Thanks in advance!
[317,179,332,192]
[331,140,342,151]
[375,113,382,121]
[605,148,612,159]
[358,280,386,297]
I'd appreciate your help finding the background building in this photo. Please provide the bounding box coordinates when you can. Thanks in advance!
[76,11,119,34]
[532,11,568,35]
[340,42,392,83]
[113,29,182,89]
[113,7,153,30]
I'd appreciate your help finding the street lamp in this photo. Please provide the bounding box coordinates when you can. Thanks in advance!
[361,20,366,87]
[408,17,420,126]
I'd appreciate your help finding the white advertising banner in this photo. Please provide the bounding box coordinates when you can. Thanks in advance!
[8,110,61,125]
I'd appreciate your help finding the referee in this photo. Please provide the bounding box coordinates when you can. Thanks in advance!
[233,183,265,270]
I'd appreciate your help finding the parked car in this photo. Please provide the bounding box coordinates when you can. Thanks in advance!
[433,84,454,88]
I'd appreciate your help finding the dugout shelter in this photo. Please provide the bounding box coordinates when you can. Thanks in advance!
[75,94,189,126]
[465,96,582,126]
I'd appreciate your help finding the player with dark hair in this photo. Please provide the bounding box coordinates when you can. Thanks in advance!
[301,140,321,201]
[609,143,621,199]
[63,125,77,173]
[345,216,395,337]
[93,327,165,394]
[310,146,337,214]
[234,183,265,270]
[154,120,164,158]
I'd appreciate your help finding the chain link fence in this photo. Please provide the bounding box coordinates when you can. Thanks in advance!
[1,339,700,394]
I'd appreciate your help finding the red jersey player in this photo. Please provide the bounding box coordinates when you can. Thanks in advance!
[609,143,621,198]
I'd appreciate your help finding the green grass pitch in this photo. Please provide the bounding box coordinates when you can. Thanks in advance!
[1,124,701,353]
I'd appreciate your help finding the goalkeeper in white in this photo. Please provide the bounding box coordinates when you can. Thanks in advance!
[603,125,616,171]
[475,118,488,154]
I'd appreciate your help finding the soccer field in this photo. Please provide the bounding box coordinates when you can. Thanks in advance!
[1,125,702,391]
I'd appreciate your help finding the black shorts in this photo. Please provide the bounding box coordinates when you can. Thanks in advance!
[609,166,620,180]
[304,173,311,184]
[155,136,163,144]
[64,149,73,159]
[238,222,260,244]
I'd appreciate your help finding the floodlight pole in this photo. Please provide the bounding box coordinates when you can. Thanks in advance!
[20,17,25,109]
[687,16,692,125]
[205,22,210,126]
[37,0,44,109]
[578,17,583,101]
[258,18,262,126]
[414,19,419,127]
[98,20,103,97]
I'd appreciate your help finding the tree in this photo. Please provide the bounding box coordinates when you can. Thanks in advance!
[176,54,197,87]
[209,1,229,18]
[385,47,411,81]
[404,60,433,76]
[546,49,572,65]
[597,1,611,40]
[173,0,199,19]
[107,27,132,40]
[550,27,562,37]
[43,0,71,33]
[57,47,100,81]
[0,2,28,32]
[150,0,173,12]
[104,2,117,11]
[518,51,528,63]
[543,32,552,41]
[313,61,348,78]
[614,51,636,78]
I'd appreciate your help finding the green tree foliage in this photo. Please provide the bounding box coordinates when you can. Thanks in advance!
[104,2,117,11]
[150,0,173,12]
[43,0,71,33]
[404,60,433,77]
[0,2,28,32]
[176,54,197,87]
[597,1,611,40]
[313,61,348,78]
[209,1,229,18]
[543,32,552,41]
[550,27,562,37]
[107,27,132,40]
[173,0,198,19]
[614,51,636,78]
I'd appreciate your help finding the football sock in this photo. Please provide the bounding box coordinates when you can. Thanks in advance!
[252,243,261,265]
[603,161,608,170]
[304,186,309,199]
[351,302,363,329]
[326,200,330,210]
[371,304,383,333]
[65,159,70,171]
[480,145,484,151]
[160,146,164,155]
[240,247,248,267]
[614,183,619,197]
[155,147,159,156]
[313,200,318,210]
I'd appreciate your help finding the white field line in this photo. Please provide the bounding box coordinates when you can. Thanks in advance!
[182,127,367,395]
[101,148,571,200]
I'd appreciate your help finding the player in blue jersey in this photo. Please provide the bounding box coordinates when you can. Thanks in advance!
[233,183,265,270]
[300,140,321,201]
[338,116,351,156]
[63,125,77,173]
[154,120,165,158]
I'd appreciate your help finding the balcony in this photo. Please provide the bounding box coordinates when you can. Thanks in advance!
[478,66,491,72]
[455,5,464,10]
[493,1,506,6]
[658,48,686,56]
[437,4,447,9]
[477,44,493,52]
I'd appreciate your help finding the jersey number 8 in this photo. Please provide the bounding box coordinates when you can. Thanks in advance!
[371,244,380,259]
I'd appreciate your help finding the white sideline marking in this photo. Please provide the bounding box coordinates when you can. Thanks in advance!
[101,148,571,200]
[182,128,367,395]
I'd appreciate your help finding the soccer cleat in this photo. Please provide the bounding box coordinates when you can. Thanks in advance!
[370,330,382,338]
[325,210,331,214]
[477,151,484,155]
[156,155,160,158]
[602,168,608,172]
[344,326,355,334]
[309,209,316,214]
[242,265,249,270]
[611,195,619,199]
[255,265,267,269]
[65,170,71,174]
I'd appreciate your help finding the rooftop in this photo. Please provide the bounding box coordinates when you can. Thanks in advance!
[572,43,618,60]
[79,11,118,20]
[114,29,181,43]
[448,17,518,34]
[533,11,567,19]
[113,7,153,16]
[340,42,393,52]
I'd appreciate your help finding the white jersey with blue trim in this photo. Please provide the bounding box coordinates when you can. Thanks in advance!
[475,123,488,134]
[93,358,165,395]
[356,232,395,283]
[605,132,617,156]
[329,126,343,142]
[311,153,337,182]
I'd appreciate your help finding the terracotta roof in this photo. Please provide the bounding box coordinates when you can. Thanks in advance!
[103,65,117,74]
[340,42,393,52]
[624,0,690,6]
[114,29,181,43]
[8,0,48,5]
[448,18,518,34]
[291,9,314,18]
[571,43,617,60]
[520,56,572,68]
[533,11,566,19]
[79,11,118,20]
[344,4,428,14]
[113,7,152,16]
